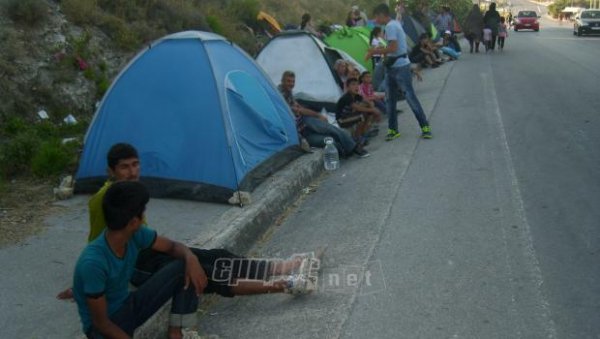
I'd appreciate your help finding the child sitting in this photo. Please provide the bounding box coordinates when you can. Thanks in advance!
[358,71,386,114]
[440,30,461,60]
[410,34,442,68]
[336,78,382,157]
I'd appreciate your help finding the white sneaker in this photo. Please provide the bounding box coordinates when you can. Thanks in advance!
[284,274,318,295]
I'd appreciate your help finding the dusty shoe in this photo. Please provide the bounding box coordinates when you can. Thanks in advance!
[289,247,326,275]
[284,274,318,295]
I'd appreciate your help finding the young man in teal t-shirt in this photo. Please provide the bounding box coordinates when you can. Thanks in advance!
[73,181,205,339]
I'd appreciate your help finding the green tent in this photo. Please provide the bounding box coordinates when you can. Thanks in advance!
[325,26,373,72]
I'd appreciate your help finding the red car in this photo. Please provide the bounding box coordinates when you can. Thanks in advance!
[514,10,540,31]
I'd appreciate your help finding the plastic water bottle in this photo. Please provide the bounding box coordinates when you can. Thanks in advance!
[323,137,339,171]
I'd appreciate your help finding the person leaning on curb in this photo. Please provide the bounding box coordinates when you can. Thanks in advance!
[61,143,318,338]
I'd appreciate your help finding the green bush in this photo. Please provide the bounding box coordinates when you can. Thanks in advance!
[31,140,72,177]
[33,121,61,139]
[2,116,28,136]
[99,14,140,50]
[4,0,48,26]
[0,131,41,176]
[227,0,260,28]
[146,0,209,33]
[206,15,224,35]
[129,21,165,45]
[95,74,110,98]
[60,0,100,25]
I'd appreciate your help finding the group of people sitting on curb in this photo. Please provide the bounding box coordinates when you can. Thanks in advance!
[282,3,434,162]
[59,3,437,338]
[58,145,320,339]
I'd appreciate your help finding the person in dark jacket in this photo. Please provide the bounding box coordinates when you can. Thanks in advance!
[464,4,484,53]
[483,3,501,51]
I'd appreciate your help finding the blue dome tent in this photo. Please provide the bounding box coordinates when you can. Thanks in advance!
[75,31,300,203]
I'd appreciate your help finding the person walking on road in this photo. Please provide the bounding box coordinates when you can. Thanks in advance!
[483,2,502,51]
[367,3,432,140]
[464,4,484,53]
[498,16,508,50]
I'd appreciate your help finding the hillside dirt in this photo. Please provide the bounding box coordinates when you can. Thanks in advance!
[0,179,58,248]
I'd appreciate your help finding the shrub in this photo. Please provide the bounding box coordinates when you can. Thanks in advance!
[60,0,101,26]
[0,131,41,176]
[83,68,96,80]
[31,140,72,177]
[33,121,61,139]
[4,0,48,26]
[129,21,165,45]
[227,0,260,28]
[95,74,110,98]
[99,14,140,50]
[146,0,209,33]
[2,116,28,136]
[206,15,224,35]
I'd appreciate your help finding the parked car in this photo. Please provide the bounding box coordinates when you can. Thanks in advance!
[514,10,540,31]
[574,9,600,36]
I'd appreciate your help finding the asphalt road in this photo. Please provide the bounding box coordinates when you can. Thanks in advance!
[201,10,600,339]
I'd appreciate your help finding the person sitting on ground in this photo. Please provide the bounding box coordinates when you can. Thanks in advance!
[59,144,316,321]
[336,78,382,154]
[334,59,350,85]
[73,181,206,339]
[278,71,369,157]
[440,30,461,60]
[410,34,442,68]
[424,33,446,61]
[359,71,387,114]
[348,64,361,82]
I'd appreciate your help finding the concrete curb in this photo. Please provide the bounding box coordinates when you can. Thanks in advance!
[134,150,324,338]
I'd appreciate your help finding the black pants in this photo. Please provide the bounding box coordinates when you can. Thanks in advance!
[490,33,498,50]
[497,37,505,49]
[132,248,271,297]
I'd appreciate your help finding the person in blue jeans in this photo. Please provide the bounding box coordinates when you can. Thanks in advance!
[73,181,205,339]
[74,181,316,339]
[278,71,369,157]
[367,3,432,140]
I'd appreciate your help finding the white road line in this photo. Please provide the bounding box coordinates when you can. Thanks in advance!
[481,70,558,338]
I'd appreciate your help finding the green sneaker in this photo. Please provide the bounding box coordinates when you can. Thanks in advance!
[385,129,401,141]
[421,126,432,139]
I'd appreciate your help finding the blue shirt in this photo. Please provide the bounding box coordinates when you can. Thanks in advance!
[73,226,157,332]
[384,19,410,68]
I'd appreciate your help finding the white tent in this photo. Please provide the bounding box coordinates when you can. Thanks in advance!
[256,31,365,111]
